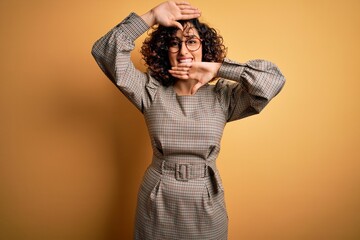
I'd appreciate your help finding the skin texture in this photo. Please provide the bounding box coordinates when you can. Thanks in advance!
[141,1,221,95]
[167,24,203,95]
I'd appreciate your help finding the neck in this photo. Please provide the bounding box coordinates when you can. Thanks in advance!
[173,79,197,96]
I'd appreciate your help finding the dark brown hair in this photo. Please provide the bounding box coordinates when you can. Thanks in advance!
[141,19,227,86]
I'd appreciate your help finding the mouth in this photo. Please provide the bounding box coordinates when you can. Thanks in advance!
[178,58,193,63]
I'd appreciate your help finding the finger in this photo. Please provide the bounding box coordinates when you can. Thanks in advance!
[169,68,188,72]
[169,73,189,80]
[178,5,200,11]
[176,62,192,68]
[176,1,201,14]
[176,1,191,6]
[169,70,189,79]
[180,9,201,15]
[179,12,201,20]
[170,70,189,74]
[171,67,190,71]
[177,4,201,17]
[171,20,183,30]
[179,5,201,13]
[169,69,189,75]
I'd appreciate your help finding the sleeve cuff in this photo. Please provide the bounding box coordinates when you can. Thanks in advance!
[217,58,245,81]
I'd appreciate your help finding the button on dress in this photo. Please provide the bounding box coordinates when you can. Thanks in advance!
[92,12,285,240]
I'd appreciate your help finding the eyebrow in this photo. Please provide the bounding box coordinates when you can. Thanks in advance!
[183,34,197,38]
[171,35,198,40]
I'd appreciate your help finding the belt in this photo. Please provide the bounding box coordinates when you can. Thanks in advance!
[151,157,210,182]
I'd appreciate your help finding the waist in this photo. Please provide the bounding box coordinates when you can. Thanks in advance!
[151,156,215,182]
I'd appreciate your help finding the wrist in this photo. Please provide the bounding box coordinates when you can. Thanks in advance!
[214,62,222,77]
[141,9,156,27]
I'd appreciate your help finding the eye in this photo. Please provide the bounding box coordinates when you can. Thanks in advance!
[186,37,200,46]
[169,40,180,47]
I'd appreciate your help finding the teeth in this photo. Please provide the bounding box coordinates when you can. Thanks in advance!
[179,59,192,63]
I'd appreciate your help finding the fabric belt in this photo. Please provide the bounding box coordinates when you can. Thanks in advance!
[151,156,210,182]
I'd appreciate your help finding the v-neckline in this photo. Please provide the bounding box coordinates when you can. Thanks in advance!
[171,84,208,97]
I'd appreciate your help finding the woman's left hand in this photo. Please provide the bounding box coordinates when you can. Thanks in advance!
[169,62,222,94]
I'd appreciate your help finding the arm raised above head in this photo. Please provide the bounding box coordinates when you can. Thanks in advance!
[91,13,154,113]
[141,1,201,30]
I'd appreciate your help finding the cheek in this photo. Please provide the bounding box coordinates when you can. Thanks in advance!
[168,52,177,66]
[194,48,203,62]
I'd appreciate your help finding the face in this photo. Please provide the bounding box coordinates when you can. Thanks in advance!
[168,23,202,67]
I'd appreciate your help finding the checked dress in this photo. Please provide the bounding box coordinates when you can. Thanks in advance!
[92,12,285,240]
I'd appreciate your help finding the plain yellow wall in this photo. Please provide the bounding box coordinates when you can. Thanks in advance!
[1,0,359,239]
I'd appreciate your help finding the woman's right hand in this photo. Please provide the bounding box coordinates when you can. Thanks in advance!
[141,1,201,30]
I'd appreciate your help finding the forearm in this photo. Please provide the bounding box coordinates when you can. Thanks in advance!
[218,58,285,101]
[141,10,156,27]
[91,13,149,81]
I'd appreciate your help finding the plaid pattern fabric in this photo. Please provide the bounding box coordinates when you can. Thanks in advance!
[92,12,285,240]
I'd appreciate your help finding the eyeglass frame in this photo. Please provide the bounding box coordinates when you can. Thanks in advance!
[167,36,203,53]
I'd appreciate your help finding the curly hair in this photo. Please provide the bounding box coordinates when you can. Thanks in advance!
[141,19,227,86]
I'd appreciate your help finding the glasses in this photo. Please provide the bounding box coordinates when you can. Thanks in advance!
[168,36,202,53]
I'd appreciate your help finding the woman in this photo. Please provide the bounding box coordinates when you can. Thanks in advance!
[92,1,285,239]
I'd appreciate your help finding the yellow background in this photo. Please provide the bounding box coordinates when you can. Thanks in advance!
[1,0,360,239]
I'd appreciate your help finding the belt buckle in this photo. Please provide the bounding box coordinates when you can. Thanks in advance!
[175,163,191,181]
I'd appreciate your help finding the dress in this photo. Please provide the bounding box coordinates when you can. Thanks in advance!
[92,12,285,240]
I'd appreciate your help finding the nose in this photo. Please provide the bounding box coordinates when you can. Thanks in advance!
[179,41,189,55]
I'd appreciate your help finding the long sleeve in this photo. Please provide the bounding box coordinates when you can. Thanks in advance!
[91,12,160,113]
[215,58,285,122]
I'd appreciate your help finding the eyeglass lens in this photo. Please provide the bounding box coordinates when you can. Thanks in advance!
[168,37,201,53]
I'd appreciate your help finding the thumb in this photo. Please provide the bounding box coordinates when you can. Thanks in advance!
[171,20,183,31]
[191,82,203,95]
